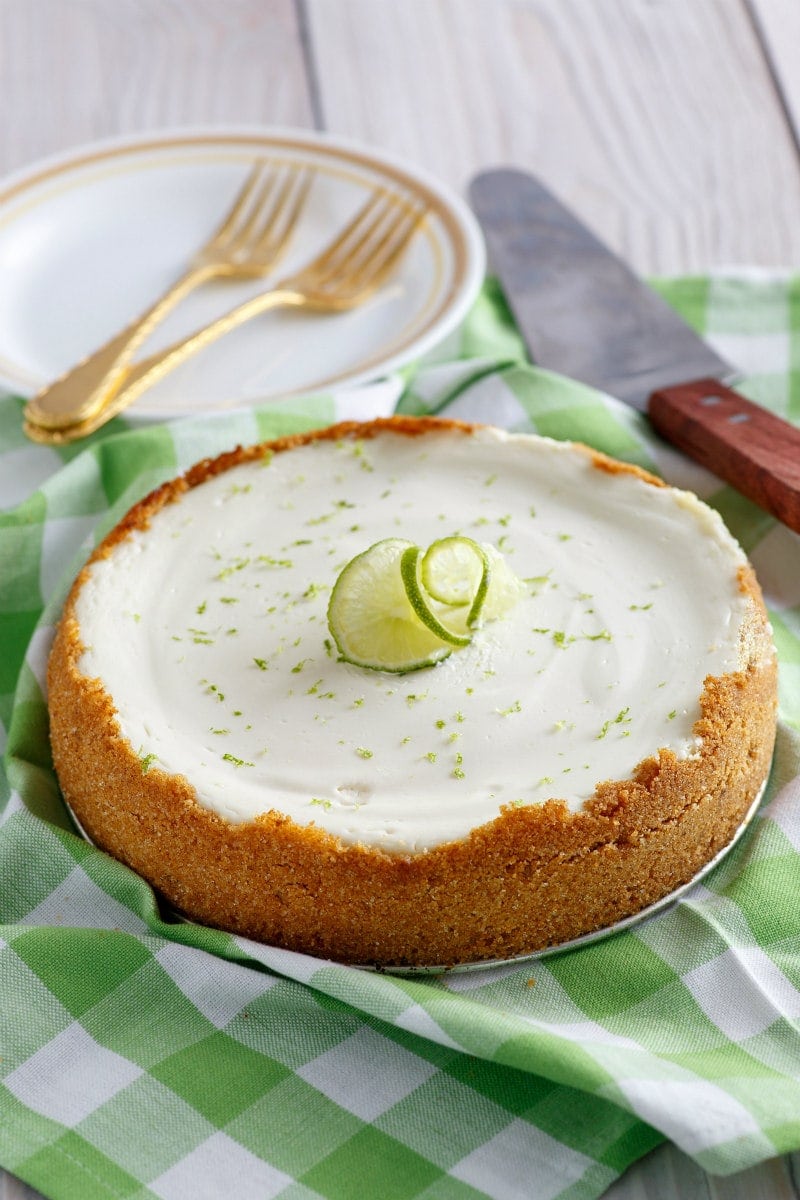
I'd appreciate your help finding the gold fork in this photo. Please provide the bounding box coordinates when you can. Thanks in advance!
[25,159,314,431]
[23,190,427,445]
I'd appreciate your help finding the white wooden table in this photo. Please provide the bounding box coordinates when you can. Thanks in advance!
[2,2,799,1197]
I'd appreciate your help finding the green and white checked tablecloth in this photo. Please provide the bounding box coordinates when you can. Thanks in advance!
[2,272,800,1200]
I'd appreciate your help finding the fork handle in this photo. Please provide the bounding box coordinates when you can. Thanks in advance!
[24,288,305,444]
[24,263,214,430]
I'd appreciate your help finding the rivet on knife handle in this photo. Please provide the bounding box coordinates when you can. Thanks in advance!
[648,377,800,533]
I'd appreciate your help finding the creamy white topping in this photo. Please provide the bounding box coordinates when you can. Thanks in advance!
[74,428,754,852]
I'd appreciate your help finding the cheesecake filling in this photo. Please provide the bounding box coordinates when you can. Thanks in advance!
[74,428,754,853]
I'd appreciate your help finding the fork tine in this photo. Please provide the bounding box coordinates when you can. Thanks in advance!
[316,194,402,281]
[250,168,314,257]
[309,196,422,292]
[336,203,426,294]
[204,159,273,251]
[299,190,387,277]
[215,162,284,253]
[343,199,421,278]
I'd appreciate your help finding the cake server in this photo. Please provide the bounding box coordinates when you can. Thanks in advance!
[469,167,800,534]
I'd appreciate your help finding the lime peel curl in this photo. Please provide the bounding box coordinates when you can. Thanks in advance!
[327,534,522,675]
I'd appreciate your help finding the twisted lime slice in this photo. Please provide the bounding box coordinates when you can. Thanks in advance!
[327,538,453,673]
[400,545,473,647]
[480,542,525,623]
[420,536,489,629]
[328,534,524,674]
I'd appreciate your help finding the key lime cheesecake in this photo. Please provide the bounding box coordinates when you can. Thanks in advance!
[48,417,777,966]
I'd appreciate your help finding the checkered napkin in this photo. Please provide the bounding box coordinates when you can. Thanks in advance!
[2,273,800,1200]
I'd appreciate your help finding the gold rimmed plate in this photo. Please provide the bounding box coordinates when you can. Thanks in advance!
[0,127,484,420]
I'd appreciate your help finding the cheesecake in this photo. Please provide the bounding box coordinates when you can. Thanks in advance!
[47,417,778,966]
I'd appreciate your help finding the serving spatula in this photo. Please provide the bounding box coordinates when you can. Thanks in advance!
[469,168,800,534]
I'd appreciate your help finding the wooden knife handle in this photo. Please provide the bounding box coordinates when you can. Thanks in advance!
[648,377,800,534]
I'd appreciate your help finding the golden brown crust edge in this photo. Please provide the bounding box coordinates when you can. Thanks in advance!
[47,416,778,967]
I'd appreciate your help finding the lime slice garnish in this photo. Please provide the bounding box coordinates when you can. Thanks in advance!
[328,534,524,674]
[327,538,453,673]
[419,536,490,631]
[421,536,486,605]
[480,542,525,623]
[400,545,473,647]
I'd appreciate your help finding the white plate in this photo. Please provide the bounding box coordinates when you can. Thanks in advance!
[0,127,485,419]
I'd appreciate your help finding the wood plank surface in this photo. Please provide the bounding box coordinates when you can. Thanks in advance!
[1,1180,43,1200]
[1,2,799,1199]
[747,0,800,157]
[0,0,314,172]
[306,0,800,274]
[607,1144,800,1200]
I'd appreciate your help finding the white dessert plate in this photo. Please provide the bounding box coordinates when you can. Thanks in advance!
[0,127,484,420]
